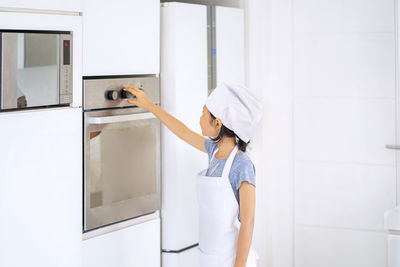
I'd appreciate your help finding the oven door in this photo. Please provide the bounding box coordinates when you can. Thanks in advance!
[84,111,160,232]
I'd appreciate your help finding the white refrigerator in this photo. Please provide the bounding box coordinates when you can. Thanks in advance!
[160,2,245,266]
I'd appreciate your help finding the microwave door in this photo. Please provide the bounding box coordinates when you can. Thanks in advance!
[1,32,61,110]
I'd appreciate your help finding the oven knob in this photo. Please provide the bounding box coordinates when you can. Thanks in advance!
[106,90,119,101]
[120,88,128,99]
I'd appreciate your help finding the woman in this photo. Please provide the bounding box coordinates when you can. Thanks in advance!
[123,82,262,267]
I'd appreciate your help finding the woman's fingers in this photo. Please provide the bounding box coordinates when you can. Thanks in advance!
[123,86,140,93]
[123,86,149,108]
[122,87,135,96]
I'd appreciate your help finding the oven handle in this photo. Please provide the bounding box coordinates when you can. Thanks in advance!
[86,112,156,124]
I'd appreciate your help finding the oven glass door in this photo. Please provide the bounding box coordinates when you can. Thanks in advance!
[84,112,160,231]
[1,32,60,109]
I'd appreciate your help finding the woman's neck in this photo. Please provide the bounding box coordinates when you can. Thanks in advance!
[215,137,240,159]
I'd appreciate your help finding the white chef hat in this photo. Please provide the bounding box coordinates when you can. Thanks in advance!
[205,82,263,143]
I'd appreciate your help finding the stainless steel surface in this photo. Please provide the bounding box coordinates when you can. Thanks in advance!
[84,110,161,231]
[0,7,82,16]
[386,144,400,150]
[83,76,160,110]
[83,76,161,232]
[1,33,18,109]
[87,112,156,124]
[59,34,73,105]
[388,229,400,235]
[161,0,242,8]
[207,5,216,95]
[82,211,160,240]
[0,30,73,111]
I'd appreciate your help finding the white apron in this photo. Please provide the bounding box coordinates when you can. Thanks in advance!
[197,145,259,267]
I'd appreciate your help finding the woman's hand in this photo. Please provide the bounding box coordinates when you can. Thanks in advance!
[123,86,154,110]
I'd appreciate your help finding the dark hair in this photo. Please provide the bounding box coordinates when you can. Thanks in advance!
[209,112,250,152]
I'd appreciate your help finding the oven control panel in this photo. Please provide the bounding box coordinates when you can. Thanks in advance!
[105,87,145,101]
[83,76,160,111]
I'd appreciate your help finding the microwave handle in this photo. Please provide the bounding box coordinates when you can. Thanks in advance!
[87,112,156,124]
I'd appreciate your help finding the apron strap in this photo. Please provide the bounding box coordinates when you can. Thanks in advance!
[221,145,239,178]
[211,147,218,164]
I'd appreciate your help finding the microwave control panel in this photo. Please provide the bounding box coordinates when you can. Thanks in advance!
[59,34,73,105]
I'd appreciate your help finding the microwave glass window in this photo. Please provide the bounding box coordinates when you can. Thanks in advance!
[87,119,158,209]
[1,32,60,109]
[17,33,59,108]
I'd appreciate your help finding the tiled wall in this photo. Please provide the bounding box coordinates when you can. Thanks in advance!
[293,0,397,266]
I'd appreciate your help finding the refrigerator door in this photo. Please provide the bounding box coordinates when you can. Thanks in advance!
[162,246,200,267]
[161,2,208,252]
[216,6,245,86]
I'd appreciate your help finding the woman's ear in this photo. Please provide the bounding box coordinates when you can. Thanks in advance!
[215,118,222,128]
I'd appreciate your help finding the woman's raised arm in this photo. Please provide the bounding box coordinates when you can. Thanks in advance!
[123,86,206,153]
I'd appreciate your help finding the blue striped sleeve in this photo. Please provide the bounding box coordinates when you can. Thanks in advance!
[204,138,217,160]
[232,158,256,190]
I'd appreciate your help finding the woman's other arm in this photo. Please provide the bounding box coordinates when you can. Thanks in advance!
[234,182,256,267]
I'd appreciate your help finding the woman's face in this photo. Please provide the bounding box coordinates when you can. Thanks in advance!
[200,105,221,138]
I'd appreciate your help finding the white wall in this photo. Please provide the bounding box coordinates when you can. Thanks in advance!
[293,1,396,266]
[245,0,397,266]
[245,0,294,266]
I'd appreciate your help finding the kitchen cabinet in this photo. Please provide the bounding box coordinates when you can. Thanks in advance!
[0,0,81,12]
[83,218,161,267]
[0,107,82,267]
[82,0,160,76]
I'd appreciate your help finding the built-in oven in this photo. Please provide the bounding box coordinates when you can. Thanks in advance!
[0,30,72,111]
[83,76,160,232]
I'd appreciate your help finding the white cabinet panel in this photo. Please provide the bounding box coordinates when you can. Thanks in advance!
[83,0,160,76]
[388,235,400,267]
[295,226,387,267]
[294,33,395,98]
[0,0,81,12]
[83,218,161,267]
[0,107,82,267]
[294,98,396,164]
[295,161,396,230]
[216,6,245,85]
[293,0,394,33]
[160,2,208,251]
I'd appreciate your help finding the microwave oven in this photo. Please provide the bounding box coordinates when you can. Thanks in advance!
[0,30,72,111]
